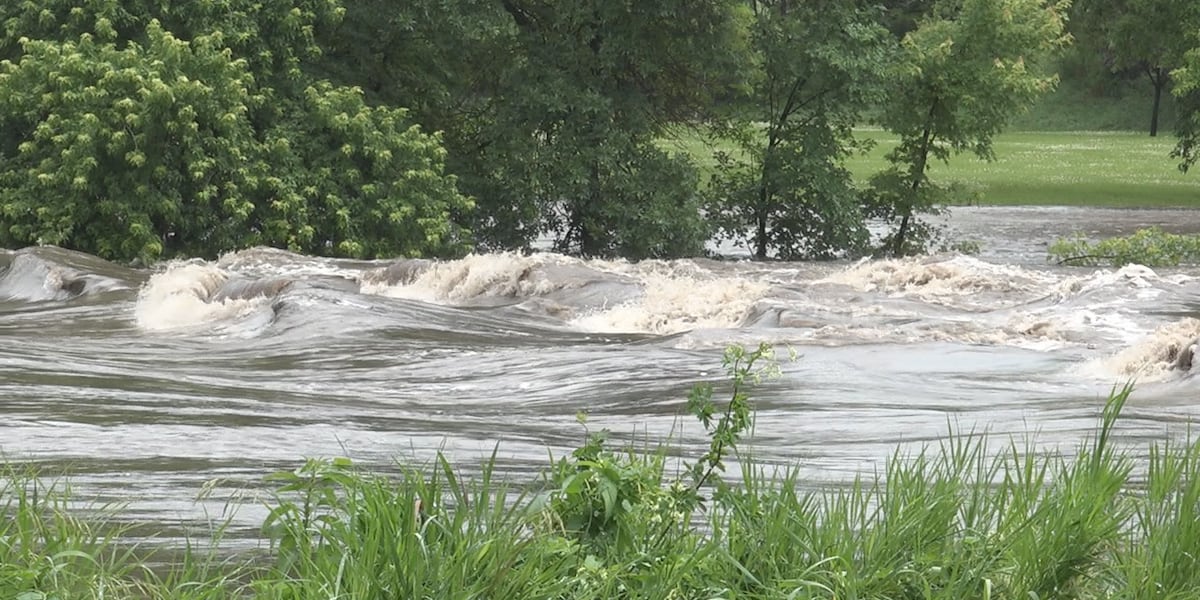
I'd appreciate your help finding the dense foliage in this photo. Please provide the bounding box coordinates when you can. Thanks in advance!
[706,0,891,260]
[1,0,1195,262]
[317,0,747,258]
[0,1,470,263]
[1171,34,1200,172]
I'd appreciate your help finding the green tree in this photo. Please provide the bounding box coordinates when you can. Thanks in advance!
[250,83,472,259]
[0,1,470,262]
[706,0,892,260]
[1,0,343,90]
[0,25,259,261]
[316,0,747,258]
[312,1,522,248]
[1170,35,1200,172]
[1072,0,1200,136]
[481,0,748,258]
[869,0,1069,256]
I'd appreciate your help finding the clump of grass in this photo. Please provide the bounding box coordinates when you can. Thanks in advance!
[0,465,138,599]
[708,387,1133,599]
[9,350,1200,599]
[1114,432,1200,597]
[251,454,575,599]
[0,464,253,600]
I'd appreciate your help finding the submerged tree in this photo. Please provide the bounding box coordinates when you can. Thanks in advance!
[318,0,748,259]
[312,1,520,244]
[869,0,1069,256]
[480,1,748,258]
[707,0,892,260]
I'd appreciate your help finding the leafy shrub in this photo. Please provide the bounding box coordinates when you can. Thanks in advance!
[0,4,471,263]
[1048,227,1200,266]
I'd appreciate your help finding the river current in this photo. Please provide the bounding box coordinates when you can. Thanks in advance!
[4,206,1200,541]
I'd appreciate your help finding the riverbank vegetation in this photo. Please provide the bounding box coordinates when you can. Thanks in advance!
[3,0,1197,264]
[1050,227,1200,266]
[5,346,1200,599]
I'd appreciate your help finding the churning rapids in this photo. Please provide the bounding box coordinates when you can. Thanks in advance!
[5,206,1200,543]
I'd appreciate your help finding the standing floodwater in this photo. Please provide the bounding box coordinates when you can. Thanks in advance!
[3,206,1200,540]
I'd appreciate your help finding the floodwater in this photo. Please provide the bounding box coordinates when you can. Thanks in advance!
[4,206,1200,541]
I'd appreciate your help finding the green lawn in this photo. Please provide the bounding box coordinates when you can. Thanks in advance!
[663,129,1200,208]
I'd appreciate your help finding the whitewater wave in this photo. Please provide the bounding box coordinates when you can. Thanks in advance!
[113,248,1200,352]
[0,248,132,302]
[678,310,1086,351]
[215,247,360,279]
[358,252,772,335]
[359,253,619,305]
[572,270,770,335]
[820,255,1057,306]
[134,263,270,332]
[1050,264,1190,306]
[0,254,85,302]
[1074,318,1200,382]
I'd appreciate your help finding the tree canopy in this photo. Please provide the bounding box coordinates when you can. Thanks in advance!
[869,0,1069,256]
[3,0,1184,264]
[1171,41,1200,172]
[0,0,470,263]
[707,0,892,260]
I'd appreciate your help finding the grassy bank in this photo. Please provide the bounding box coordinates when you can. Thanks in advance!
[1008,78,1176,133]
[664,130,1200,208]
[5,351,1200,598]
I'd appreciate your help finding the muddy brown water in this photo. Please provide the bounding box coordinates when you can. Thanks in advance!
[4,206,1200,543]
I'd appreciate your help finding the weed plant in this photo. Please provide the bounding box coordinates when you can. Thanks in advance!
[4,346,1200,598]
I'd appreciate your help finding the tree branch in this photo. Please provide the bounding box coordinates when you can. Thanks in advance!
[1056,254,1117,265]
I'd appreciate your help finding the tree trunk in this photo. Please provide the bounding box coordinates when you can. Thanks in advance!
[1149,67,1166,137]
[754,134,780,261]
[892,104,937,257]
[754,211,768,260]
[580,164,602,257]
[893,213,911,257]
[579,227,597,257]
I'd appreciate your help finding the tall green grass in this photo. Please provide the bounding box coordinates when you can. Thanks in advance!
[6,355,1200,598]
[0,466,140,599]
[0,464,248,599]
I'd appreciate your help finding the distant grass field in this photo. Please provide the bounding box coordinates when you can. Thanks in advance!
[663,130,1200,208]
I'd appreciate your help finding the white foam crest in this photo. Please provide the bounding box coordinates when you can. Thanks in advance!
[675,309,1093,350]
[216,247,354,279]
[1052,264,1173,302]
[361,253,584,303]
[573,270,770,334]
[1086,318,1200,381]
[920,315,1083,350]
[821,256,1056,300]
[135,263,266,331]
